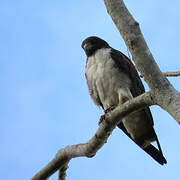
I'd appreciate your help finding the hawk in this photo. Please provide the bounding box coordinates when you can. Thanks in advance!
[82,36,167,165]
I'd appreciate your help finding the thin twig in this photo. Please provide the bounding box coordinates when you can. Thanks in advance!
[140,71,180,78]
[162,71,180,77]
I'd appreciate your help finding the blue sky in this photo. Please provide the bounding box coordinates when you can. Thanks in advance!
[1,0,180,179]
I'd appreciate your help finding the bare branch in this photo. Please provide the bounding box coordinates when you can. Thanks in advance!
[140,71,180,78]
[30,92,153,180]
[163,71,180,77]
[104,0,170,90]
[104,0,180,124]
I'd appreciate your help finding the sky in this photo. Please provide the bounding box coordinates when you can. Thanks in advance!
[1,0,180,180]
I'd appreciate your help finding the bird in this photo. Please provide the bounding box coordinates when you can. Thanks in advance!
[81,36,167,165]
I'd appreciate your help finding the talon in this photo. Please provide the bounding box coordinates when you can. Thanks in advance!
[99,115,105,125]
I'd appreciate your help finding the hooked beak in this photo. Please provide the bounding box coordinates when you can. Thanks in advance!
[82,43,93,51]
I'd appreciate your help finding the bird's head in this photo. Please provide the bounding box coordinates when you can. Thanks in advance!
[81,36,110,57]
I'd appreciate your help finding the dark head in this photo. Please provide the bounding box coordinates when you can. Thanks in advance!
[81,36,110,57]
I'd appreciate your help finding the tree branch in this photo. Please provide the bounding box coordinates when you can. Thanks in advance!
[163,71,180,77]
[104,0,180,124]
[104,0,170,90]
[140,71,180,78]
[30,92,153,180]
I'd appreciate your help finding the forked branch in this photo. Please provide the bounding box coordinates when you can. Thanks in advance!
[104,0,180,124]
[30,92,153,180]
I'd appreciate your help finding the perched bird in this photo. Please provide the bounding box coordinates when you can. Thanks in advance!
[82,36,167,165]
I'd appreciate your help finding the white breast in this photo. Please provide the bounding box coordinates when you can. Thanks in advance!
[85,48,132,110]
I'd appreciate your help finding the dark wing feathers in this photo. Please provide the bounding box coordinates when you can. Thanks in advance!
[110,49,154,126]
[118,123,167,165]
[120,51,155,126]
[111,49,145,95]
[110,49,166,165]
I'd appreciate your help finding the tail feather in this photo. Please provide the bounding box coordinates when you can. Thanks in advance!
[118,123,167,165]
[144,144,167,165]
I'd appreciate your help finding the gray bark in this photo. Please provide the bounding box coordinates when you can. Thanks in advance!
[58,161,69,180]
[163,71,180,77]
[104,0,180,124]
[30,93,153,180]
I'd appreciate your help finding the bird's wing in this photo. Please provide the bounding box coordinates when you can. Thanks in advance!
[110,49,153,125]
[110,49,166,165]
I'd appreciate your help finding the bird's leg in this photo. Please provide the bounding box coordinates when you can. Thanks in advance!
[99,105,116,125]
